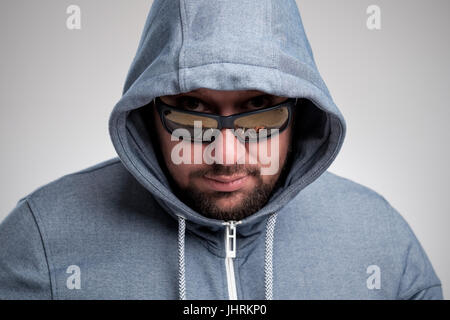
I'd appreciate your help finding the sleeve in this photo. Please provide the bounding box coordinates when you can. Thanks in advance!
[387,202,443,300]
[408,285,443,300]
[0,198,53,299]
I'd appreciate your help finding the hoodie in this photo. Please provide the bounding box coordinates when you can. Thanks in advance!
[0,0,443,300]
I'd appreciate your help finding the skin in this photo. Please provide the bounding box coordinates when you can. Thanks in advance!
[152,88,293,221]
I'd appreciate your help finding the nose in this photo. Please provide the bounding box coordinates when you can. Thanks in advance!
[212,128,246,165]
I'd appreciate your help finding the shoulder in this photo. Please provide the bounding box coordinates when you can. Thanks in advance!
[17,157,162,235]
[292,170,397,221]
[277,171,442,299]
[21,157,125,201]
[287,171,442,298]
[22,157,141,207]
[285,170,424,260]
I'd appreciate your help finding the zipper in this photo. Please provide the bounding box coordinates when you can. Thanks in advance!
[223,220,241,300]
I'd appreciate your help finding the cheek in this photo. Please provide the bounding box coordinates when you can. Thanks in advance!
[161,140,195,188]
[278,127,292,161]
[258,126,291,172]
[153,111,194,188]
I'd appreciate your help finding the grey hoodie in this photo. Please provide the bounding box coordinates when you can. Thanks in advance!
[0,0,443,299]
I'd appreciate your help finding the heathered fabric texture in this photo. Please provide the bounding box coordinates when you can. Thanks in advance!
[0,0,442,299]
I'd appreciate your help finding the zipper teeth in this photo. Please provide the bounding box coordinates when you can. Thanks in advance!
[224,221,240,300]
[225,257,237,300]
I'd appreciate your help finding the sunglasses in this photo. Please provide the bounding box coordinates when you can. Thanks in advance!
[152,96,298,143]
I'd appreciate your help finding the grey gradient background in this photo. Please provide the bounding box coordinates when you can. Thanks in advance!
[1,0,449,299]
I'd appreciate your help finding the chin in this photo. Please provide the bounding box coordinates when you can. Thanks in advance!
[213,196,243,208]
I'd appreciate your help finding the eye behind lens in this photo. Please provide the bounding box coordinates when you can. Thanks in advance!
[234,106,289,130]
[165,111,218,129]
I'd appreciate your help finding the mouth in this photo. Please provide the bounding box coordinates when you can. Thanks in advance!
[203,174,249,192]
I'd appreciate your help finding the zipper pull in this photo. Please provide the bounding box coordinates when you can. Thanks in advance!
[225,221,240,258]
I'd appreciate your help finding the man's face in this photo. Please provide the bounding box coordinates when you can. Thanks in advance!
[152,88,293,221]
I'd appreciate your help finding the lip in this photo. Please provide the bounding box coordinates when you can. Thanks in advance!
[203,174,249,192]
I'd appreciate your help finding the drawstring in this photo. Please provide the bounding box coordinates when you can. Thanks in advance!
[176,212,278,300]
[264,212,278,300]
[177,216,186,300]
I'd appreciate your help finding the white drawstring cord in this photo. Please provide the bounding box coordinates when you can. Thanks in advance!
[264,212,278,300]
[177,212,278,300]
[178,216,186,300]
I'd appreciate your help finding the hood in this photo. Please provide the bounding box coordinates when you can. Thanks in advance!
[109,0,346,229]
[109,0,346,300]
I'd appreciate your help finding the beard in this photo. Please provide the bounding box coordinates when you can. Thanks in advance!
[177,166,274,221]
[174,152,292,221]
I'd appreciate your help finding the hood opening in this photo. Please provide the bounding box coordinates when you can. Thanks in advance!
[124,96,329,210]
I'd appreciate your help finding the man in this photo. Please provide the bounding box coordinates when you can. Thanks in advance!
[0,0,442,299]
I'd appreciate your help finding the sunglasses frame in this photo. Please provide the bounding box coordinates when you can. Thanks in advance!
[152,96,298,143]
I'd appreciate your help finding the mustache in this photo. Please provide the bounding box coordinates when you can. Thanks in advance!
[190,163,260,178]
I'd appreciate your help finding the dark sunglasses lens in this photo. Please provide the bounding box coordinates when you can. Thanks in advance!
[164,110,219,142]
[233,106,289,141]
